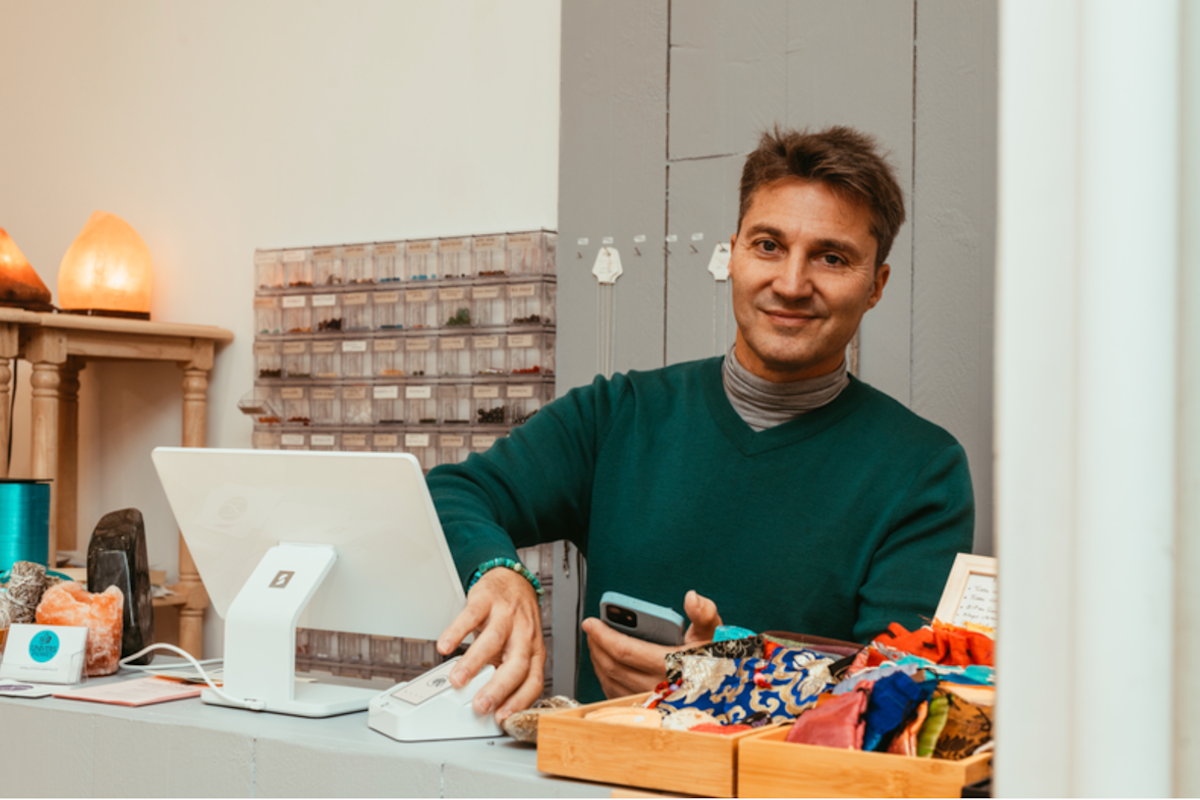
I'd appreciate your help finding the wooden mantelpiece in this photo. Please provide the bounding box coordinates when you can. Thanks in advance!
[1,311,233,658]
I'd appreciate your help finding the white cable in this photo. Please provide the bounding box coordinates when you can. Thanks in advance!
[119,644,266,711]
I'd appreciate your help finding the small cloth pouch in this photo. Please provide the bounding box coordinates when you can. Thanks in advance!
[785,686,870,749]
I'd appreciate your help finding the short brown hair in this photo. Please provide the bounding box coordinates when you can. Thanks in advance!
[738,126,906,267]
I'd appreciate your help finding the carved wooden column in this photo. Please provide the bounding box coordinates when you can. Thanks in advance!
[26,327,67,560]
[176,340,214,658]
[56,358,84,552]
[0,322,17,478]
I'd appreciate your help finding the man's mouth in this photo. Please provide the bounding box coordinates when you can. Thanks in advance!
[761,309,820,325]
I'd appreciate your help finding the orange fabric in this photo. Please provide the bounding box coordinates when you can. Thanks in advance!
[873,621,994,667]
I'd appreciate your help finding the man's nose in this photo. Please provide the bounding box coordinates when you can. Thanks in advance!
[772,252,814,300]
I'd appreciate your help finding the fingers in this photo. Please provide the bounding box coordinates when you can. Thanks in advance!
[495,640,547,721]
[583,617,668,699]
[437,597,488,657]
[683,589,723,645]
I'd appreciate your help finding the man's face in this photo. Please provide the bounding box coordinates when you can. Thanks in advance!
[728,178,890,382]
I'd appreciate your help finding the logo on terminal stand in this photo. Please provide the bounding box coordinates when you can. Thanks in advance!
[269,570,295,589]
[29,630,60,662]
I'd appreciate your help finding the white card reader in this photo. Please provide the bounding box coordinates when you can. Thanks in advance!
[368,656,504,742]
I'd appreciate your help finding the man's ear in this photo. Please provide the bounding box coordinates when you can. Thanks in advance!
[867,262,891,310]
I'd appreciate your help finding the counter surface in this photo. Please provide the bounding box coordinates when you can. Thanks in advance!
[0,665,610,798]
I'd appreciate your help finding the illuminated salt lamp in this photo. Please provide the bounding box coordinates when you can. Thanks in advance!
[58,211,153,320]
[0,228,54,312]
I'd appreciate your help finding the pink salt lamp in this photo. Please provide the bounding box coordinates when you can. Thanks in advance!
[36,582,125,677]
[58,211,153,320]
[0,228,53,311]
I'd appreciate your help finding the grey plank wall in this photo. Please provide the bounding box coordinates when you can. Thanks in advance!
[559,1,997,547]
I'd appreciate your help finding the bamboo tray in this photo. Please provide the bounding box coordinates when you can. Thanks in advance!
[537,693,771,797]
[736,725,992,798]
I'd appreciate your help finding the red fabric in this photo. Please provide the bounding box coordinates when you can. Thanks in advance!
[785,688,869,749]
[689,723,751,735]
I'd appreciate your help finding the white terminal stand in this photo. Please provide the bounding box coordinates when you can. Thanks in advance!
[207,542,379,717]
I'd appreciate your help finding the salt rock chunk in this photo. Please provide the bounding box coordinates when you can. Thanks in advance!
[501,695,581,744]
[35,582,124,676]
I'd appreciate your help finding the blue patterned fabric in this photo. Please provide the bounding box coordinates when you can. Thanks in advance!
[655,646,835,725]
[861,671,939,751]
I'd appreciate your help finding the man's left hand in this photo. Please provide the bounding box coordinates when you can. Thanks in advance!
[582,590,723,699]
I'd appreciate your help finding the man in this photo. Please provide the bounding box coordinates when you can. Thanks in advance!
[429,125,974,722]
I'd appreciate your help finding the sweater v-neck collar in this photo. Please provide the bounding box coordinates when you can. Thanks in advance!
[702,355,871,455]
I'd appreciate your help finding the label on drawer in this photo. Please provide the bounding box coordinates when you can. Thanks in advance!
[254,296,277,308]
[311,294,337,307]
[373,338,398,352]
[406,289,432,302]
[508,284,537,298]
[406,338,432,351]
[507,335,534,348]
[280,387,305,400]
[311,388,336,400]
[312,247,335,259]
[342,433,367,448]
[375,243,397,256]
[253,342,277,355]
[254,251,278,265]
[440,337,465,350]
[472,286,501,299]
[472,435,498,449]
[283,250,307,263]
[440,435,465,448]
[282,342,308,355]
[282,295,307,308]
[408,240,434,254]
[507,233,535,247]
[405,433,431,448]
[342,292,368,305]
[342,340,367,353]
[473,386,500,399]
[507,385,535,399]
[438,287,466,301]
[281,433,306,446]
[311,434,335,447]
[473,336,499,349]
[373,385,400,400]
[374,291,400,304]
[473,235,502,249]
[405,386,432,399]
[342,386,367,400]
[439,238,467,252]
[374,434,398,447]
[343,245,367,258]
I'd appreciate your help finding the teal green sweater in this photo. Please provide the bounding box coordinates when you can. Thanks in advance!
[428,357,974,702]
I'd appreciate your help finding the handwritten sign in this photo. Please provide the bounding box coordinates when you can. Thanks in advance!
[951,572,997,628]
[934,553,998,629]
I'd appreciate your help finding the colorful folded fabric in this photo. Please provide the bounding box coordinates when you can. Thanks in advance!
[664,635,765,684]
[656,646,835,725]
[785,685,870,749]
[713,625,757,642]
[886,700,929,756]
[873,621,995,667]
[861,671,938,752]
[933,689,993,761]
[917,693,950,757]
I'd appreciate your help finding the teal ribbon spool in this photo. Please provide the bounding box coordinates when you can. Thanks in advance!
[0,479,51,572]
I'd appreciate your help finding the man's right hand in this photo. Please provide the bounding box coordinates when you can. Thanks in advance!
[436,566,545,723]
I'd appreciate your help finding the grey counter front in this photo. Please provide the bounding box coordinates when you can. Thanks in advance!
[0,674,609,798]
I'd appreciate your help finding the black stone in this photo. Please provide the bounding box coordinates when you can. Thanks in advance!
[87,508,155,665]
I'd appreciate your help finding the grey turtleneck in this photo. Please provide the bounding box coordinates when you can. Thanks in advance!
[721,344,850,431]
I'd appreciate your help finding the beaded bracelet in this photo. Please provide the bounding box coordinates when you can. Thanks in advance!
[467,557,544,602]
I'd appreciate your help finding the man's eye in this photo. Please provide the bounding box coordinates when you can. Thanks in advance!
[819,253,846,266]
[757,240,779,253]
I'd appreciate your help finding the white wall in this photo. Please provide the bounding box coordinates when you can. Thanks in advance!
[1,0,561,655]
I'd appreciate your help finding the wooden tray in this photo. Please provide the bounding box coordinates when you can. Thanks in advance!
[537,693,771,798]
[736,725,992,798]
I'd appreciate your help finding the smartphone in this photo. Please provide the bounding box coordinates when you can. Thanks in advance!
[599,591,686,646]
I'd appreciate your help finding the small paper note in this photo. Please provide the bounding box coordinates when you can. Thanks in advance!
[952,573,998,628]
[592,246,624,285]
[708,243,731,281]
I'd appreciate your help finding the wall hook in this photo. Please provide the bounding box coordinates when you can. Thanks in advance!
[576,251,582,259]
[663,244,672,256]
[689,244,698,254]
[634,246,642,257]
